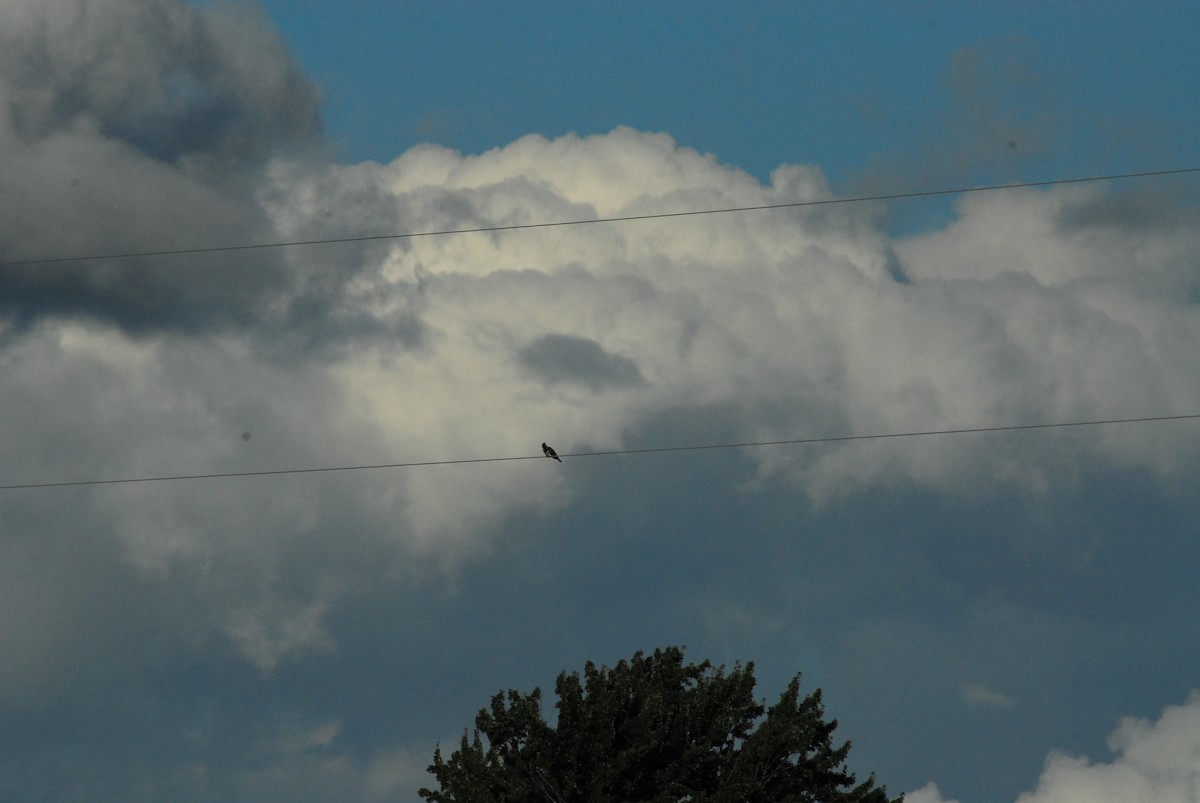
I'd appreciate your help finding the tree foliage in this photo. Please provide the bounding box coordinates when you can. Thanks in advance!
[420,646,900,803]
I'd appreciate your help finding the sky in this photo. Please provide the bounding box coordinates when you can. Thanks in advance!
[2,1,1200,802]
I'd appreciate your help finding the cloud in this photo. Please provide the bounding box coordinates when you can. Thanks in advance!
[365,747,429,798]
[1016,692,1200,803]
[906,695,1200,803]
[941,37,1055,177]
[963,683,1017,711]
[0,0,321,162]
[6,115,1200,670]
[906,783,961,803]
[0,0,323,334]
[847,36,1058,205]
[519,332,646,391]
[3,6,1200,800]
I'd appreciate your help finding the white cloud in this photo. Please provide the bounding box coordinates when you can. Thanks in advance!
[963,683,1017,711]
[227,598,337,673]
[5,124,1200,671]
[4,2,1200,678]
[1016,692,1200,803]
[906,782,961,803]
[281,127,1200,509]
[909,694,1200,803]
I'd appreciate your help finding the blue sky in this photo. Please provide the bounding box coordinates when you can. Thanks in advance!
[261,1,1199,188]
[3,2,1200,802]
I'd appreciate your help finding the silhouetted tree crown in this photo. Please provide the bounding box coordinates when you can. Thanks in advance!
[420,646,900,803]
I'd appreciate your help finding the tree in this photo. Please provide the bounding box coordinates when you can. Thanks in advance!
[420,646,900,803]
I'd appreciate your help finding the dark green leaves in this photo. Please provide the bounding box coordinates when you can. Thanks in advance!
[420,647,899,803]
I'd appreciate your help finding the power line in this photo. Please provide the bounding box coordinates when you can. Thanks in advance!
[2,166,1197,269]
[3,413,1197,492]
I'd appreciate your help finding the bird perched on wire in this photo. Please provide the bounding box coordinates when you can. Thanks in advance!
[542,442,562,462]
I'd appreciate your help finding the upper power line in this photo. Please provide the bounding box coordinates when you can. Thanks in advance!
[3,413,1197,491]
[1,167,1197,269]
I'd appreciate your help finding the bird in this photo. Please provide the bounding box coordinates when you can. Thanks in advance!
[542,442,562,462]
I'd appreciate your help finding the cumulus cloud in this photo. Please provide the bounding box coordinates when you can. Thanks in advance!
[892,185,1200,480]
[1016,693,1200,803]
[3,3,1200,801]
[3,0,1200,694]
[273,126,1200,517]
[7,126,1200,669]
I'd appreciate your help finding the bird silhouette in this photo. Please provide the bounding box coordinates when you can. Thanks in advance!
[542,442,562,462]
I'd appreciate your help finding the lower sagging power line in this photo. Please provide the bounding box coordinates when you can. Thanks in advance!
[2,413,1197,492]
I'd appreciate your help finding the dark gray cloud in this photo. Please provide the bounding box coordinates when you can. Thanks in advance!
[845,37,1085,236]
[1054,182,1200,234]
[0,0,339,339]
[942,37,1055,173]
[0,0,321,164]
[519,332,645,391]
